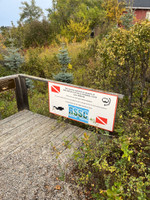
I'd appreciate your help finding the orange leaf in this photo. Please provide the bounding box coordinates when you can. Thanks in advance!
[55,185,61,190]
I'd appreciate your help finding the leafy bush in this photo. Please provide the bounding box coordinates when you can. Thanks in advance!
[73,113,150,199]
[23,47,59,78]
[61,20,90,42]
[23,20,54,48]
[0,90,17,119]
[22,43,85,81]
[89,21,150,113]
[28,88,52,117]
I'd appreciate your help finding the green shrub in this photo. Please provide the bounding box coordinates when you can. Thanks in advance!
[23,20,54,48]
[0,90,17,119]
[88,21,150,114]
[73,113,150,199]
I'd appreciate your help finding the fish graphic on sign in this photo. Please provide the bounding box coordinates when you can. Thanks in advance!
[96,116,108,125]
[51,85,60,93]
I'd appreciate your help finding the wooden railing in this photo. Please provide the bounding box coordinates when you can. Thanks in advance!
[0,74,124,112]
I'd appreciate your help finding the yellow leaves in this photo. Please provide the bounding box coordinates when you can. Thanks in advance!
[84,132,89,141]
[140,162,144,165]
[55,35,69,46]
[118,57,125,66]
[0,54,3,61]
[68,63,72,69]
[102,0,125,22]
[52,146,56,151]
[61,19,90,42]
[128,156,131,161]
[109,166,117,173]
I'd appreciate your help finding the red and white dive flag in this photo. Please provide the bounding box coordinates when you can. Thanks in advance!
[96,116,108,125]
[51,85,60,93]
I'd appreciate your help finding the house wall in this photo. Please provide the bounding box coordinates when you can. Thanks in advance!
[134,9,150,21]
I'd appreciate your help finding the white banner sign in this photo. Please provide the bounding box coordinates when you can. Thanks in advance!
[48,82,118,132]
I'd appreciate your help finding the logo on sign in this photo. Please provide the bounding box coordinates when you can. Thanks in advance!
[68,105,89,123]
[51,85,60,93]
[96,116,108,125]
[102,97,111,106]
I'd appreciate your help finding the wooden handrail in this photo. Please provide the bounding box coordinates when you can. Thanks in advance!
[20,74,124,98]
[0,74,124,112]
[0,74,18,81]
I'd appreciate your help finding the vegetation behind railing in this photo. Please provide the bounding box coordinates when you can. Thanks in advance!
[0,73,124,118]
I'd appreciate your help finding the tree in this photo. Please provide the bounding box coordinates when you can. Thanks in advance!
[61,19,90,42]
[23,19,53,48]
[19,0,43,23]
[97,21,150,112]
[120,8,135,29]
[102,0,125,24]
[4,40,24,73]
[53,44,74,83]
[48,0,106,35]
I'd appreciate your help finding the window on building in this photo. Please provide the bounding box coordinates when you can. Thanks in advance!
[146,11,150,21]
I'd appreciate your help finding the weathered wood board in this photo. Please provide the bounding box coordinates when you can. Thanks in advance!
[0,110,90,200]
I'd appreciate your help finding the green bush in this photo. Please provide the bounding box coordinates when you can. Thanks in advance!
[23,20,54,48]
[22,46,61,80]
[88,21,150,114]
[73,113,150,199]
[0,90,17,119]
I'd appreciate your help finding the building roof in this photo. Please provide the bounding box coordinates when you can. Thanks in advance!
[119,0,150,9]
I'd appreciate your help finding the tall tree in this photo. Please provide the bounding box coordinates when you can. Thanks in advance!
[48,0,106,34]
[120,8,135,29]
[102,0,125,24]
[19,0,43,23]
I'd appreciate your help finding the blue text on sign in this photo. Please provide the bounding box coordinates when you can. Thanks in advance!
[68,104,89,123]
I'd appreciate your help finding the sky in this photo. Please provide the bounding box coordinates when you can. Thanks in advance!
[0,0,52,27]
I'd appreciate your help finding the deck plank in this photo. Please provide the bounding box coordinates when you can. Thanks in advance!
[0,110,90,200]
[0,110,29,125]
[0,110,36,134]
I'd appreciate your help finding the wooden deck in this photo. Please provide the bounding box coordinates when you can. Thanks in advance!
[0,110,89,200]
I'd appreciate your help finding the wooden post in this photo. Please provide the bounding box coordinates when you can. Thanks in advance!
[15,76,29,111]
